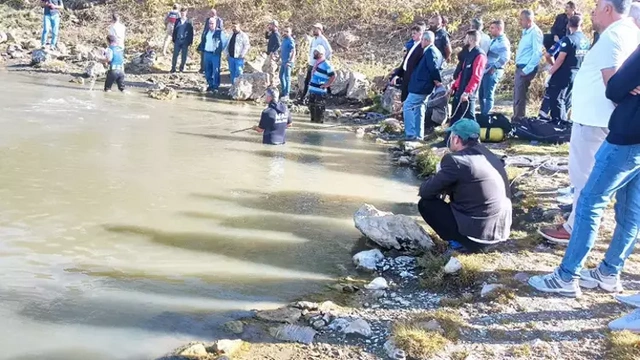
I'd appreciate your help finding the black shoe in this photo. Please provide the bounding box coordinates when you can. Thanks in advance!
[170,69,176,74]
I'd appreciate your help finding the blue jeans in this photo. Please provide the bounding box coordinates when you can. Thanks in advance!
[279,63,293,97]
[558,141,640,282]
[204,52,221,90]
[478,69,503,115]
[41,14,61,47]
[403,93,428,139]
[228,57,244,86]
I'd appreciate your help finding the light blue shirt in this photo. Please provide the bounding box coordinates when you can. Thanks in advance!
[486,34,511,71]
[515,24,543,75]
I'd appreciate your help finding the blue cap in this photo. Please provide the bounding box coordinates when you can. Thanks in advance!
[445,118,481,140]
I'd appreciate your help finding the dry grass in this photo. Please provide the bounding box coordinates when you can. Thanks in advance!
[415,147,442,177]
[418,251,498,291]
[439,292,474,308]
[392,324,449,359]
[506,140,570,156]
[606,331,640,360]
[511,344,533,358]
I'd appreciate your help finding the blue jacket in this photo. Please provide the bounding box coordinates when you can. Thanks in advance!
[407,45,443,96]
[605,46,640,145]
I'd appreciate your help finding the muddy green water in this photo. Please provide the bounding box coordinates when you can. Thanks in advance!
[0,72,419,359]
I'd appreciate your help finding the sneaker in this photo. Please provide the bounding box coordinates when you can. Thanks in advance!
[538,224,571,245]
[528,270,582,297]
[557,186,574,195]
[556,193,574,205]
[580,267,624,293]
[608,309,640,332]
[616,293,640,308]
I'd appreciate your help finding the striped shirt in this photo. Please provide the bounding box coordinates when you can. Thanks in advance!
[308,60,335,95]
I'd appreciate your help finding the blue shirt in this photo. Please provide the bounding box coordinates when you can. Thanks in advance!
[404,39,414,51]
[280,36,296,64]
[515,24,543,75]
[486,34,511,70]
[43,0,63,16]
[308,60,335,95]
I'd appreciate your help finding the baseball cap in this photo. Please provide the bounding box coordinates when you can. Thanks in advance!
[313,45,326,55]
[445,118,480,140]
[312,23,324,31]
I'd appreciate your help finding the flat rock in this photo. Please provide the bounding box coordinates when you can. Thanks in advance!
[481,283,505,298]
[271,324,317,344]
[343,318,372,338]
[352,249,384,272]
[290,301,319,311]
[256,307,302,324]
[444,257,463,274]
[222,320,244,334]
[177,342,209,357]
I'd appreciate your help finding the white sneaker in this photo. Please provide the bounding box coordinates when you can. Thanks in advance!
[556,193,574,205]
[528,270,582,297]
[609,309,640,332]
[616,293,640,308]
[579,267,624,293]
[557,186,574,195]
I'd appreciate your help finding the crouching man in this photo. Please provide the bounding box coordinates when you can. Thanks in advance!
[103,34,125,92]
[417,119,512,253]
[254,88,292,145]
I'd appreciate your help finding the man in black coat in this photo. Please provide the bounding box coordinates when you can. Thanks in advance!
[390,25,426,102]
[171,7,194,73]
[545,1,578,49]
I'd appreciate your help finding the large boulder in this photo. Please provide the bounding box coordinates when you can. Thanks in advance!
[31,49,51,66]
[329,69,350,96]
[353,204,434,252]
[334,31,359,49]
[256,307,302,324]
[126,50,156,74]
[381,86,402,114]
[230,72,270,101]
[346,71,370,101]
[84,61,106,77]
[246,53,266,73]
[270,324,317,344]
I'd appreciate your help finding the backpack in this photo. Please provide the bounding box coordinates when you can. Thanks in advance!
[475,113,512,142]
[513,117,572,144]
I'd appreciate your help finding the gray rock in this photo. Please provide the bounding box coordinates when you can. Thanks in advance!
[328,318,351,332]
[381,87,402,113]
[514,272,530,284]
[365,277,389,290]
[344,318,372,337]
[394,256,415,266]
[84,61,106,78]
[383,339,407,360]
[10,51,25,59]
[55,41,67,54]
[444,257,463,274]
[353,204,434,251]
[31,49,50,66]
[256,307,302,324]
[380,118,403,134]
[346,71,370,101]
[177,342,208,357]
[0,32,7,44]
[230,72,270,101]
[126,50,157,73]
[271,324,317,344]
[148,86,178,101]
[334,31,359,49]
[481,283,505,298]
[318,301,339,313]
[397,156,411,166]
[330,69,350,96]
[245,53,266,73]
[291,301,319,311]
[222,320,244,334]
[21,38,39,50]
[212,339,243,355]
[312,319,326,330]
[352,249,384,272]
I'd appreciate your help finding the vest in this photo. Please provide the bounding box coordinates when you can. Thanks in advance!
[456,46,482,96]
[167,10,180,24]
[109,45,124,70]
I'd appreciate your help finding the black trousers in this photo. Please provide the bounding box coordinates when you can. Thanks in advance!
[171,42,189,72]
[443,94,476,143]
[104,70,125,91]
[308,93,326,123]
[300,65,314,101]
[418,198,487,253]
[540,80,573,122]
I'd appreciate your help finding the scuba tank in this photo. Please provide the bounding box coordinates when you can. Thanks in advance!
[480,127,506,143]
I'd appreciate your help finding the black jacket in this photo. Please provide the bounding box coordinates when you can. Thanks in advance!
[392,43,425,101]
[419,144,512,241]
[172,19,194,46]
[551,13,569,38]
[605,45,640,145]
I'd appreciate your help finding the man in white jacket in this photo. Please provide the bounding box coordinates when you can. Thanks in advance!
[226,21,250,86]
[108,13,126,49]
[298,23,332,103]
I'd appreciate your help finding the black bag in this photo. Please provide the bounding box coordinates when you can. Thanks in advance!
[475,113,513,142]
[513,117,572,144]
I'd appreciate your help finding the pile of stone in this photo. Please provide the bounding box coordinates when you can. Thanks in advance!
[147,82,177,101]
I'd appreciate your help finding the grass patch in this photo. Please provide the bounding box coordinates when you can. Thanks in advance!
[483,286,517,305]
[415,148,442,177]
[511,344,532,357]
[606,330,640,360]
[392,324,449,359]
[418,309,464,340]
[439,293,474,308]
[417,252,489,291]
[506,139,570,156]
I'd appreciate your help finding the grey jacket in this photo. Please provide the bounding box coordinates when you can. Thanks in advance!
[419,144,512,242]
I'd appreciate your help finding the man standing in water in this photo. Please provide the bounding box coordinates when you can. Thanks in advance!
[102,34,125,92]
[254,88,292,145]
[163,4,180,56]
[41,0,64,50]
[307,45,336,124]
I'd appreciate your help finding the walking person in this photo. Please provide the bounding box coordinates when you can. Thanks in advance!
[102,34,126,92]
[429,13,452,63]
[163,4,180,56]
[402,31,443,141]
[199,17,225,92]
[307,45,336,124]
[513,9,543,121]
[279,27,296,101]
[390,25,427,102]
[529,36,640,302]
[538,15,590,122]
[298,23,332,104]
[199,8,223,73]
[538,0,640,245]
[108,13,126,49]
[41,0,64,50]
[264,20,282,86]
[479,20,511,115]
[226,21,250,86]
[170,7,194,73]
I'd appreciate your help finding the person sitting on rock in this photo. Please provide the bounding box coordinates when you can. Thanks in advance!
[307,45,336,124]
[254,87,292,145]
[102,34,125,92]
[418,119,512,253]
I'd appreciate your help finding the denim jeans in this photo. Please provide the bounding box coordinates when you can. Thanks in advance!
[403,93,428,139]
[204,52,221,90]
[279,63,293,97]
[558,141,640,282]
[228,57,244,86]
[171,42,189,72]
[479,69,503,115]
[41,14,61,47]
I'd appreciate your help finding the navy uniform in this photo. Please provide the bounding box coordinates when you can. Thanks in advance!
[104,44,125,92]
[540,31,590,122]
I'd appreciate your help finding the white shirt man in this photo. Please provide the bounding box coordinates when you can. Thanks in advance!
[108,17,126,49]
